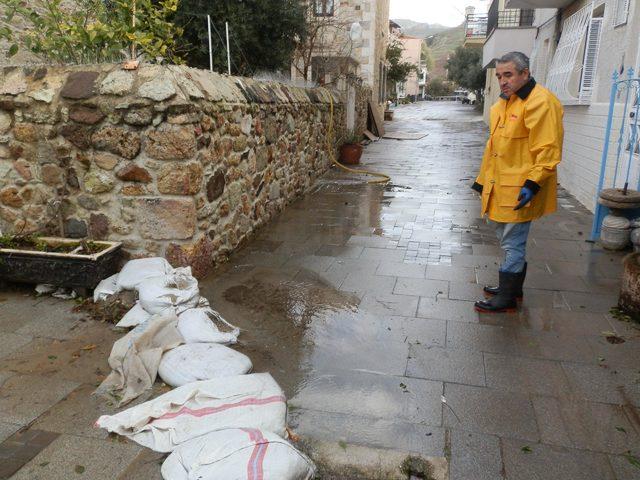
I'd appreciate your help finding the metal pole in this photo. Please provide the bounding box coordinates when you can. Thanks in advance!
[207,15,213,73]
[226,21,231,75]
[590,71,620,241]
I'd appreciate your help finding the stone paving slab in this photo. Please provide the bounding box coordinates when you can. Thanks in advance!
[9,434,142,480]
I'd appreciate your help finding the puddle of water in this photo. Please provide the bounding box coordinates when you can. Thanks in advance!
[211,270,360,395]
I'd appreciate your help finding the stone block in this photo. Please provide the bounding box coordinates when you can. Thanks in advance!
[64,218,87,238]
[0,69,27,96]
[59,123,92,150]
[165,236,215,279]
[88,213,109,240]
[13,123,38,143]
[92,126,141,159]
[77,194,101,211]
[206,171,225,202]
[69,105,104,125]
[145,126,196,160]
[138,76,176,101]
[0,186,22,208]
[13,159,31,180]
[99,70,135,96]
[158,162,202,195]
[116,163,152,183]
[83,170,114,194]
[93,152,119,171]
[124,108,153,126]
[136,197,196,240]
[0,111,11,132]
[60,71,99,99]
[40,163,63,185]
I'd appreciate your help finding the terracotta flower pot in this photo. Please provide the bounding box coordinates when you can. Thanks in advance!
[339,143,363,165]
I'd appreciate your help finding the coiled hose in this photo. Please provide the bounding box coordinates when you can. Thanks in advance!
[324,91,391,185]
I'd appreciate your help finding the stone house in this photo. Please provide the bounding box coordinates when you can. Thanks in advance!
[291,0,390,131]
[501,0,640,211]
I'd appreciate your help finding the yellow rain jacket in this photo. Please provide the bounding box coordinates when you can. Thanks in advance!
[472,79,564,223]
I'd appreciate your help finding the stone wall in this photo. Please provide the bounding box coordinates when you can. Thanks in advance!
[0,64,345,277]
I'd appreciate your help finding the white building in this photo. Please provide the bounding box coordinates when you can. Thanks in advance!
[483,0,640,212]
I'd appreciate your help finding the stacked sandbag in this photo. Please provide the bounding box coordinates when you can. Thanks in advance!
[161,429,316,480]
[95,374,287,452]
[94,259,314,479]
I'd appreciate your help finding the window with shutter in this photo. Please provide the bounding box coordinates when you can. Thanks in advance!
[313,0,334,17]
[614,0,629,27]
[546,4,592,105]
[579,17,603,103]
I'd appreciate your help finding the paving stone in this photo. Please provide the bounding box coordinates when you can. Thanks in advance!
[501,438,616,480]
[359,292,420,317]
[608,453,640,480]
[115,449,165,480]
[289,408,445,457]
[450,429,503,480]
[340,272,397,297]
[586,335,640,370]
[376,261,426,279]
[418,297,479,323]
[0,429,59,479]
[446,321,518,354]
[10,434,142,480]
[0,333,32,360]
[515,329,597,363]
[0,421,20,443]
[290,371,443,426]
[484,353,571,395]
[425,265,477,282]
[394,278,449,297]
[443,383,539,440]
[562,362,640,406]
[407,345,485,386]
[448,281,485,301]
[0,374,79,425]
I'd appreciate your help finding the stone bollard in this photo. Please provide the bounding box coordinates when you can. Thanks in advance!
[619,252,640,315]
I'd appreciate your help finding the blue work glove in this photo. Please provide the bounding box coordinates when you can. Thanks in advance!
[514,187,534,210]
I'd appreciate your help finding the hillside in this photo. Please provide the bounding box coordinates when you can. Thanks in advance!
[391,19,449,39]
[426,24,465,79]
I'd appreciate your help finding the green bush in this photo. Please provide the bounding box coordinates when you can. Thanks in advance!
[0,0,183,64]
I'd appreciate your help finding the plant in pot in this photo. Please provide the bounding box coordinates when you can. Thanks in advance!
[339,130,363,165]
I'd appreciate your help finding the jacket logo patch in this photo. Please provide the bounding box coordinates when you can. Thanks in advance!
[509,114,518,120]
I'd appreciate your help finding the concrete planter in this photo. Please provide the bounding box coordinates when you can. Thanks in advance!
[0,237,122,290]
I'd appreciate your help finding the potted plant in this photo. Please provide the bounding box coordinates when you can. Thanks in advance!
[0,235,122,291]
[339,130,364,165]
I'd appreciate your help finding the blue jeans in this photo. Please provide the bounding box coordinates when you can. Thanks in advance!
[493,221,531,273]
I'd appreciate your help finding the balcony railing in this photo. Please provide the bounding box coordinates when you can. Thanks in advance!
[465,14,488,38]
[487,9,534,36]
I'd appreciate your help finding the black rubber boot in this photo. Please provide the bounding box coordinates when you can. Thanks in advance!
[483,262,527,299]
[475,271,519,313]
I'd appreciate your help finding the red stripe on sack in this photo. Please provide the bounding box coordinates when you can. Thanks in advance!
[151,395,286,422]
[241,428,268,480]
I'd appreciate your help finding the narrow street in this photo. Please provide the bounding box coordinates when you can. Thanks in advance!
[1,101,639,479]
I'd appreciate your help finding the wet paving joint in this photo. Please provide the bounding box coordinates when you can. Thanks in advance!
[1,102,639,479]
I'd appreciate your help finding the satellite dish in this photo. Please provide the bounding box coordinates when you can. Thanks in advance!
[349,22,363,41]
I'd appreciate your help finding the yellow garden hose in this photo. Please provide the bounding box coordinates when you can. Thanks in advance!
[325,91,391,185]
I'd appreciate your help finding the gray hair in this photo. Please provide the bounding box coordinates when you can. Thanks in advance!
[496,52,530,72]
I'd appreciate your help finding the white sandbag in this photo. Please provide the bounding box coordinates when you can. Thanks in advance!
[115,302,152,328]
[177,308,240,344]
[96,309,183,405]
[95,373,286,452]
[161,429,315,480]
[93,274,120,302]
[158,343,252,387]
[137,268,200,315]
[116,257,174,291]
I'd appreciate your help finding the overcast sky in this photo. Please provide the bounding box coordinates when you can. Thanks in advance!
[390,0,490,27]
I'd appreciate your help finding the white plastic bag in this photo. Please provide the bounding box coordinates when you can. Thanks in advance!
[93,274,120,302]
[95,373,286,452]
[137,268,200,315]
[177,308,239,344]
[158,343,252,387]
[116,257,174,291]
[116,302,152,328]
[96,309,183,405]
[161,429,315,480]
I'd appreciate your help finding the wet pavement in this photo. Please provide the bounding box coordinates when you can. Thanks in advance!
[1,101,640,479]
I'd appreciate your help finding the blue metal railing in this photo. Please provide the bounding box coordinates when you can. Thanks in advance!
[590,68,640,240]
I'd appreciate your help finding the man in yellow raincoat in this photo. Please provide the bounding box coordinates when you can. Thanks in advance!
[472,51,563,313]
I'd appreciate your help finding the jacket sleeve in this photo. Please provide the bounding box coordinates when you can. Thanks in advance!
[472,142,490,193]
[523,93,564,191]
